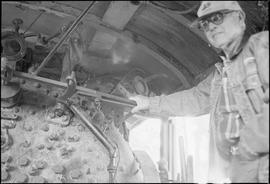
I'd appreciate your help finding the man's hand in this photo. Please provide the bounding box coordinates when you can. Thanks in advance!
[129,95,150,113]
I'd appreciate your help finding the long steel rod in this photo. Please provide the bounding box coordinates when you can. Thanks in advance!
[33,1,95,75]
[70,104,115,152]
[14,71,137,107]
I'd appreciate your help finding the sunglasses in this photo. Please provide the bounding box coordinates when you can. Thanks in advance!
[198,10,238,32]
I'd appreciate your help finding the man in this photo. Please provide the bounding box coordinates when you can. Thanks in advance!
[130,1,269,183]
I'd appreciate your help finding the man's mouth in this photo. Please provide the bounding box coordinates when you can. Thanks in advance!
[212,32,222,38]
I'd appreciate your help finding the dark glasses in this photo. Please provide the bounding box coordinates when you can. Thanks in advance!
[198,10,238,31]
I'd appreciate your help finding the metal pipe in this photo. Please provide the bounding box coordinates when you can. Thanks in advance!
[32,1,95,75]
[14,71,137,108]
[69,104,117,183]
[69,104,115,153]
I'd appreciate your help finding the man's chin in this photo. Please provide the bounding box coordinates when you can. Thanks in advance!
[211,40,228,49]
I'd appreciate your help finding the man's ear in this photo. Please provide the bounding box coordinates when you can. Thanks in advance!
[238,11,246,29]
[238,11,246,22]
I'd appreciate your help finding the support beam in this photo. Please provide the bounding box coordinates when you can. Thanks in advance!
[103,1,141,30]
[90,1,141,50]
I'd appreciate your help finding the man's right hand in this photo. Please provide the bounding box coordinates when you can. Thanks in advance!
[129,95,150,113]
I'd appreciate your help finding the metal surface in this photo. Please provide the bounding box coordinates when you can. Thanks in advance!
[33,1,95,75]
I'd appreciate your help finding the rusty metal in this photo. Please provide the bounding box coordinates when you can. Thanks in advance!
[32,1,95,75]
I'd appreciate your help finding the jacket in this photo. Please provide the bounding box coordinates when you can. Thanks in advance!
[148,31,269,181]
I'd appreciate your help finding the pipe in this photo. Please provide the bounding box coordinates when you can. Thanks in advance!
[32,1,95,75]
[14,71,137,108]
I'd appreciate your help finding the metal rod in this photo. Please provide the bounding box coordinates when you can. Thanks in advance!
[69,104,117,183]
[14,71,137,107]
[23,10,45,34]
[33,1,95,75]
[69,104,115,152]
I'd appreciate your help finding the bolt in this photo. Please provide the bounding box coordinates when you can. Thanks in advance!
[46,142,54,150]
[40,124,49,132]
[24,124,33,132]
[35,160,46,169]
[77,125,85,132]
[49,132,59,141]
[57,129,65,136]
[52,165,65,174]
[30,110,36,115]
[21,79,26,84]
[36,144,45,150]
[29,165,39,176]
[14,107,20,113]
[34,83,41,88]
[53,93,59,98]
[21,140,31,148]
[68,135,80,142]
[56,142,63,148]
[49,112,56,119]
[62,115,69,122]
[19,157,29,167]
[45,89,50,95]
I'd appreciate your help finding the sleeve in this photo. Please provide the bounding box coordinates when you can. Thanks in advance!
[248,31,269,91]
[238,31,269,158]
[148,70,215,117]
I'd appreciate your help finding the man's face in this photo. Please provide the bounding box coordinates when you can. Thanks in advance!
[201,11,244,49]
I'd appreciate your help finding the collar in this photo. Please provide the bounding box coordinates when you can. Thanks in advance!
[219,32,249,61]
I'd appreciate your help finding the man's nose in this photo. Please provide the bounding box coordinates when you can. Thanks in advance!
[208,22,218,32]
